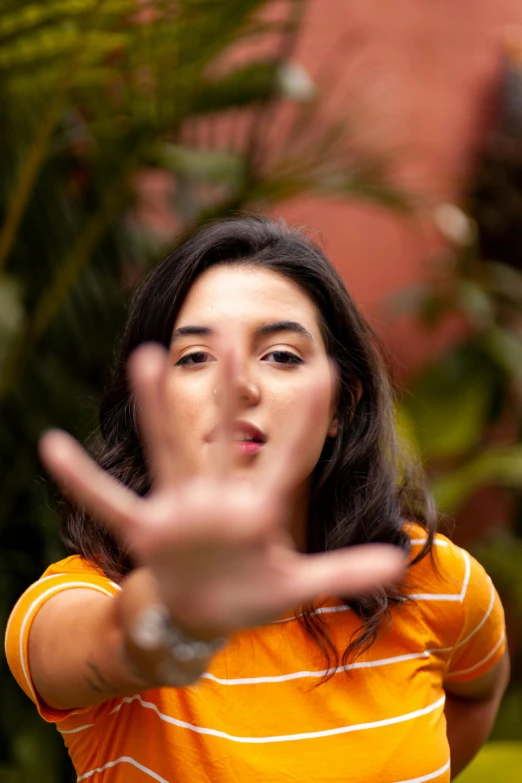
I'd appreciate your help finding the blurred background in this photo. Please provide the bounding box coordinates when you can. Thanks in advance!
[0,1,521,780]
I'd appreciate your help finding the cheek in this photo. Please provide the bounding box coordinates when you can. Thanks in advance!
[269,383,333,476]
[164,375,212,442]
[302,414,333,472]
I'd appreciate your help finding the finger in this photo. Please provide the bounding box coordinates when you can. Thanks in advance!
[209,340,237,479]
[262,359,338,497]
[39,429,141,537]
[284,544,406,609]
[128,343,184,488]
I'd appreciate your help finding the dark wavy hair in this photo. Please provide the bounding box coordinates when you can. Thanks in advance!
[61,214,436,671]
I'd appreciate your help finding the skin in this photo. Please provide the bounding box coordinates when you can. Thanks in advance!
[27,266,508,778]
[444,654,510,779]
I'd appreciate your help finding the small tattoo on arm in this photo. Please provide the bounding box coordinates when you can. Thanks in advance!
[85,661,122,695]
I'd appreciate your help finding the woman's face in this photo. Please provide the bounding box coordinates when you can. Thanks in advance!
[166,264,337,489]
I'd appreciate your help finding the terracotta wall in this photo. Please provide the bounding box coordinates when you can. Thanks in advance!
[274,0,522,364]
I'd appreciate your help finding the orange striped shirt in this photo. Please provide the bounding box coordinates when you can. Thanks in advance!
[5,525,505,783]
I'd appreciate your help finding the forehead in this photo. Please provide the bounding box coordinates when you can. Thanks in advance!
[175,264,321,329]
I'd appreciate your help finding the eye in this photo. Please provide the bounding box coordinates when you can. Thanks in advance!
[175,351,214,367]
[263,350,303,366]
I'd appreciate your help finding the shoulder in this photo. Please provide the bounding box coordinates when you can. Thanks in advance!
[4,555,121,713]
[9,555,121,625]
[402,524,506,682]
[405,523,472,599]
[405,524,496,612]
[42,554,119,580]
[6,555,121,647]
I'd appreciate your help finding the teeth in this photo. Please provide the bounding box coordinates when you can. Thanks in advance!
[235,434,255,442]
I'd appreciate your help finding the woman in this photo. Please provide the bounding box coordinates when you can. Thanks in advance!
[6,216,509,783]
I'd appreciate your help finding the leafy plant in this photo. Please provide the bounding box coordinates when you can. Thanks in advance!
[393,33,522,746]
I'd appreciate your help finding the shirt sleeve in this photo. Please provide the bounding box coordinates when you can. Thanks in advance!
[444,547,506,683]
[4,560,120,723]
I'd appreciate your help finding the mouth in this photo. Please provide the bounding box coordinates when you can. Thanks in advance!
[206,420,266,455]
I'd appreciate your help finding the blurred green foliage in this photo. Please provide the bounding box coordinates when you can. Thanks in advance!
[0,1,413,780]
[457,742,522,782]
[394,41,522,771]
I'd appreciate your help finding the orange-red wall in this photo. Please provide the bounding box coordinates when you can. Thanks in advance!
[274,0,522,363]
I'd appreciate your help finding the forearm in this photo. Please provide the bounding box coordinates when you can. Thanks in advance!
[444,691,503,779]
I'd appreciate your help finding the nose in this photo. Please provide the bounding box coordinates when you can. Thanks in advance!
[215,353,260,407]
[233,370,260,406]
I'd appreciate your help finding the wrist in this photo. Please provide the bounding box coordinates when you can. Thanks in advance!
[116,568,228,687]
[131,603,227,664]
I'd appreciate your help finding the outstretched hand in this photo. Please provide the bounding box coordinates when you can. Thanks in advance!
[39,343,404,637]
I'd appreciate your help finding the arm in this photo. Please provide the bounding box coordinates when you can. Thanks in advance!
[444,649,510,779]
[28,568,218,711]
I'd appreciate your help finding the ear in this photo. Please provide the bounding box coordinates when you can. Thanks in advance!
[327,416,338,438]
[328,379,362,438]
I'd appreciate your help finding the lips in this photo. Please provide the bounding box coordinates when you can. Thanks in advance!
[206,420,266,444]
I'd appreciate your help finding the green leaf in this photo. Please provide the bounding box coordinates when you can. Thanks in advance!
[0,28,128,72]
[321,175,416,213]
[456,279,494,328]
[431,445,522,511]
[486,260,522,307]
[480,326,522,385]
[0,275,24,333]
[188,60,279,113]
[0,275,24,371]
[158,143,247,185]
[405,352,495,460]
[0,1,132,45]
[474,531,522,618]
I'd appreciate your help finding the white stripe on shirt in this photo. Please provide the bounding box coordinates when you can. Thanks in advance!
[109,693,446,744]
[77,755,171,782]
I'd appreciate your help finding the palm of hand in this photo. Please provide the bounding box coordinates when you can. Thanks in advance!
[40,344,403,635]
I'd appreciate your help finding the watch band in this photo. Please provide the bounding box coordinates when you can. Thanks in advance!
[132,604,227,663]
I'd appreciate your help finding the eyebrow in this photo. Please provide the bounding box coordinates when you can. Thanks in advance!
[171,321,314,344]
[171,325,212,343]
[256,321,314,341]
